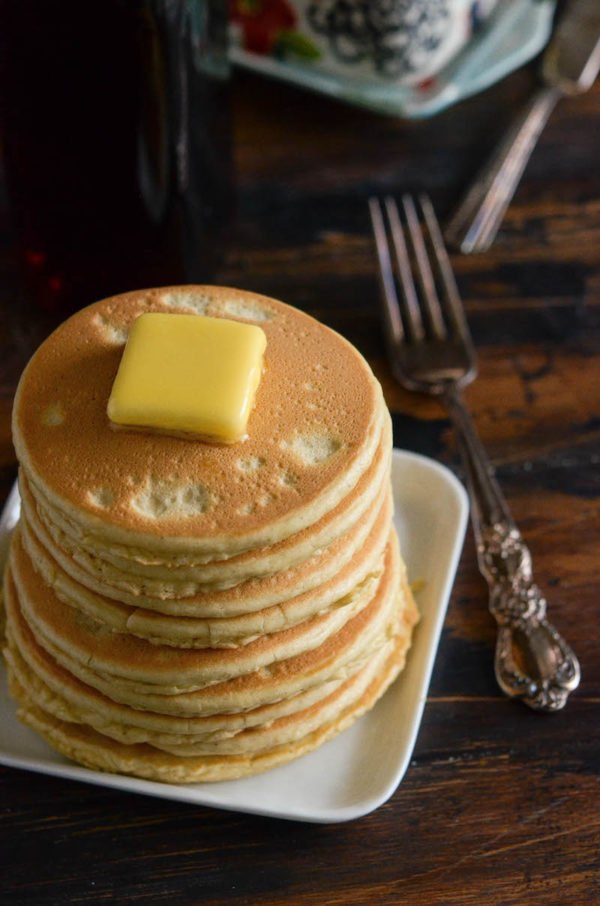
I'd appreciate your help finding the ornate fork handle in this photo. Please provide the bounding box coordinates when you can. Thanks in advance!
[443,385,581,711]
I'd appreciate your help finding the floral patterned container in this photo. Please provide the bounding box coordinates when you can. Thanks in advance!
[228,0,556,117]
[230,0,499,88]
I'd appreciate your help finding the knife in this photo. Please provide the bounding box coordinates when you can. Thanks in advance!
[445,0,600,254]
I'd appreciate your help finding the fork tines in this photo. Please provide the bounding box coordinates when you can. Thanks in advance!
[368,194,471,347]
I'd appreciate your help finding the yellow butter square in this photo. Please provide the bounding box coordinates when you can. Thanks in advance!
[107,313,267,443]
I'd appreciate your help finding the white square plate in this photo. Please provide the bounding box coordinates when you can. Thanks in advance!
[0,449,468,823]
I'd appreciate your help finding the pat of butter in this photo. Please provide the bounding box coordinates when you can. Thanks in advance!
[107,313,267,443]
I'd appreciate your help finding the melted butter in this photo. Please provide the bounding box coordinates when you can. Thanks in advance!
[107,313,267,443]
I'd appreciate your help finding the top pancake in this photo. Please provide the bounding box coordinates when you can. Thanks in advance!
[13,287,385,558]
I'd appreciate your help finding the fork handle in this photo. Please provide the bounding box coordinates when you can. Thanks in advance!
[442,385,580,711]
[444,85,561,254]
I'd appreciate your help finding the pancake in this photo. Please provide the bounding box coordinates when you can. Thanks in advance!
[9,527,401,694]
[8,622,409,782]
[3,285,419,783]
[20,411,391,598]
[5,599,413,756]
[12,286,385,558]
[23,397,389,574]
[20,488,392,648]
[3,584,370,737]
[5,533,411,717]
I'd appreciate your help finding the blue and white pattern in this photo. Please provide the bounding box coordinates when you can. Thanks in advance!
[304,0,498,83]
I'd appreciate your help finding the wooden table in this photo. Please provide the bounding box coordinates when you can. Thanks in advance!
[1,60,599,906]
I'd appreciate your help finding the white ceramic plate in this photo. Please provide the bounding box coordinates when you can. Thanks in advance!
[0,449,468,823]
[231,0,557,118]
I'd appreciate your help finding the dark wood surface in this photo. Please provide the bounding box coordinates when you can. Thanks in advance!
[1,58,599,906]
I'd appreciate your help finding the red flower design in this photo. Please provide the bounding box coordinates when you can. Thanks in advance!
[230,0,297,56]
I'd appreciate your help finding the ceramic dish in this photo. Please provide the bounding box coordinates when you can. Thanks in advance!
[0,449,468,823]
[230,0,557,118]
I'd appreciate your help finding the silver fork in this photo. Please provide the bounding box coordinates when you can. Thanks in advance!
[369,194,580,711]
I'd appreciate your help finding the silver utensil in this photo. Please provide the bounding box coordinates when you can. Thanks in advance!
[0,481,20,573]
[445,0,600,254]
[369,193,580,711]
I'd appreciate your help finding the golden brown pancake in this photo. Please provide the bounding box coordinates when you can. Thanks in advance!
[5,596,414,757]
[12,287,385,557]
[7,628,408,783]
[9,528,401,693]
[20,487,392,648]
[19,414,391,599]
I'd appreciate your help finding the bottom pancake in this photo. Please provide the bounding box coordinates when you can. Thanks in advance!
[7,611,414,782]
[5,571,417,755]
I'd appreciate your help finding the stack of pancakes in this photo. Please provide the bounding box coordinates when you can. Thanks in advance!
[2,286,418,783]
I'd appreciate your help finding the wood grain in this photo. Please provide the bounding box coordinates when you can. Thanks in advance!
[0,54,599,906]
